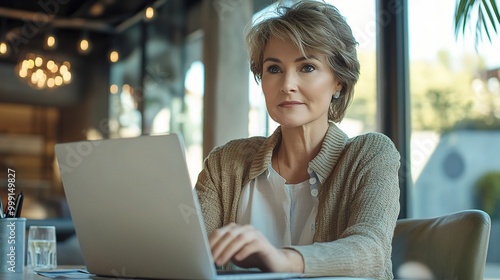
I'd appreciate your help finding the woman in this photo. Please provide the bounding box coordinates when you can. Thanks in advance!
[195,1,400,279]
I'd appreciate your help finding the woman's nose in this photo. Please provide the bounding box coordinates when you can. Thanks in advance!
[280,72,298,94]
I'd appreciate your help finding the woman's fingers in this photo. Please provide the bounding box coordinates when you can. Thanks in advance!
[208,223,304,272]
[216,230,258,265]
[208,223,290,271]
[209,223,254,264]
[233,239,261,262]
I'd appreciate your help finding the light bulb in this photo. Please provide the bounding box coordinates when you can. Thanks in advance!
[47,78,55,88]
[110,84,118,94]
[110,50,119,63]
[60,64,68,74]
[0,42,8,55]
[35,57,43,67]
[19,69,27,78]
[47,60,55,69]
[80,39,89,52]
[63,72,72,83]
[46,35,56,48]
[55,76,63,86]
[145,7,155,20]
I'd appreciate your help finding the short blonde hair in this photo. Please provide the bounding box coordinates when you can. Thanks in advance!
[246,0,360,122]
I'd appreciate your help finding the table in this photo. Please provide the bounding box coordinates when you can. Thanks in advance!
[0,267,88,280]
[0,270,49,280]
[0,267,379,280]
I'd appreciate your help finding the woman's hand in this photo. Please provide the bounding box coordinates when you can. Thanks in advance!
[208,223,304,273]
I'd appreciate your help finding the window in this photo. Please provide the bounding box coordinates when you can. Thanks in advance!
[408,0,500,265]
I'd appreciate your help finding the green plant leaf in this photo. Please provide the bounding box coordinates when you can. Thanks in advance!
[482,0,498,33]
[454,0,500,48]
[489,0,500,22]
[455,0,469,36]
[455,0,475,37]
[478,7,492,42]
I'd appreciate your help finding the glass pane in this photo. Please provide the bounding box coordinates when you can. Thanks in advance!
[248,0,377,137]
[409,0,500,267]
[106,3,204,185]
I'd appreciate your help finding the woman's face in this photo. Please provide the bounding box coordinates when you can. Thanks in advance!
[261,37,342,129]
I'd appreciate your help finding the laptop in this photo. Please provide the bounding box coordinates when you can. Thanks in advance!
[54,134,302,280]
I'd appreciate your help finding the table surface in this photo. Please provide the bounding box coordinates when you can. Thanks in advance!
[0,269,51,280]
[0,266,378,280]
[3,264,499,279]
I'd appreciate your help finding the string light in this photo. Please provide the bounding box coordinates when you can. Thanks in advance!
[0,42,7,55]
[47,36,55,47]
[45,32,57,49]
[109,50,119,63]
[145,6,155,20]
[108,34,120,63]
[16,53,72,90]
[0,18,8,55]
[78,30,91,54]
[110,84,118,94]
[80,39,89,52]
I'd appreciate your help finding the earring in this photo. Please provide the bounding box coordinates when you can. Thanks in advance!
[333,91,340,99]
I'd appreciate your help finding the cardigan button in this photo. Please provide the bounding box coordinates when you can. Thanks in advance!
[311,189,318,197]
[309,177,317,185]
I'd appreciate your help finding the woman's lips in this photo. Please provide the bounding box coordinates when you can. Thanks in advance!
[279,101,304,108]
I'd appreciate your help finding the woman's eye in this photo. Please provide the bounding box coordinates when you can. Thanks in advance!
[266,65,281,74]
[302,64,315,72]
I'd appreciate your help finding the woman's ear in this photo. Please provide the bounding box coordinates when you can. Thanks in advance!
[336,81,343,93]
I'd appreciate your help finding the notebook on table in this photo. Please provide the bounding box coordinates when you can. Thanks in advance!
[54,134,302,280]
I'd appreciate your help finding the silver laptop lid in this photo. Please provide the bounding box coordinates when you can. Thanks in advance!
[55,134,217,280]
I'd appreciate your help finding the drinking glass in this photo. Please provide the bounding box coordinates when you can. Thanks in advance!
[27,226,57,270]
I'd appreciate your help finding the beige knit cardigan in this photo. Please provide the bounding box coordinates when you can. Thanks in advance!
[195,122,400,280]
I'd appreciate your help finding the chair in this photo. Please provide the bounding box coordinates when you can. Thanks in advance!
[391,210,491,280]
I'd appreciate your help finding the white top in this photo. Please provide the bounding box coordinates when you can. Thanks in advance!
[236,164,320,247]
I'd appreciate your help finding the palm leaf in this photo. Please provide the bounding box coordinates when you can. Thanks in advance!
[454,0,474,37]
[454,0,500,47]
[492,0,500,21]
[478,7,491,42]
[482,0,498,33]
